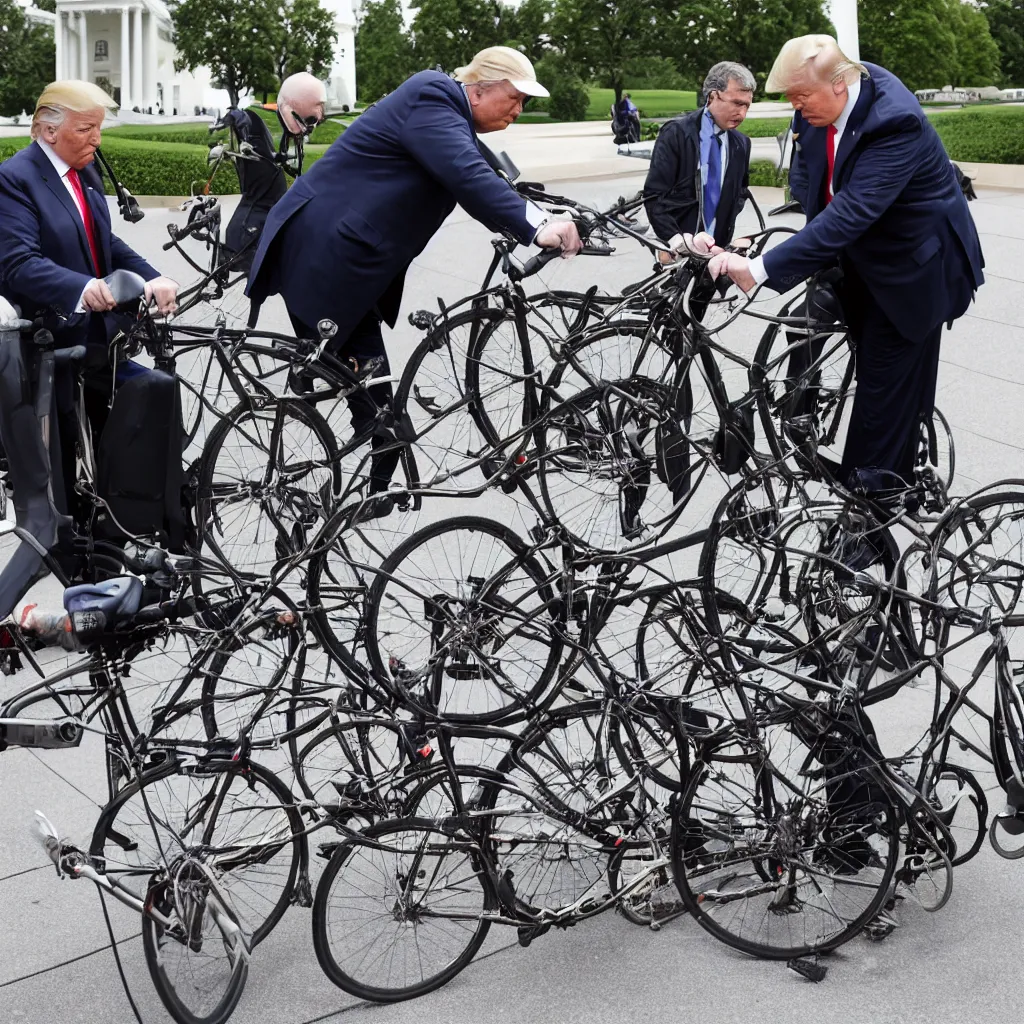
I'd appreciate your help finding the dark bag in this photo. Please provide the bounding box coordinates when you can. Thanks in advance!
[95,369,186,552]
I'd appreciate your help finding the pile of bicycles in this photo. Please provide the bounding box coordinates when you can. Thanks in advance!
[2,172,1020,1023]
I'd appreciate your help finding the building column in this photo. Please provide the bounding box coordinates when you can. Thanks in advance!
[131,7,143,109]
[143,11,157,110]
[55,11,65,80]
[120,6,131,108]
[827,0,860,63]
[78,12,89,84]
[69,13,79,78]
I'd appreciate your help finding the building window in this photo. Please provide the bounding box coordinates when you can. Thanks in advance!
[95,40,108,60]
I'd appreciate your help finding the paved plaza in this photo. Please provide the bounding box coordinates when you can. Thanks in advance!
[2,177,1024,1023]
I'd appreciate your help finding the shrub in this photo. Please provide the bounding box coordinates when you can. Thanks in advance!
[929,106,1024,164]
[747,161,788,188]
[533,54,589,122]
[0,135,327,195]
[105,123,228,147]
[738,117,793,139]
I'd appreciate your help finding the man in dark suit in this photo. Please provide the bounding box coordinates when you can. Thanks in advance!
[0,80,180,580]
[644,61,754,266]
[247,47,581,496]
[711,36,985,492]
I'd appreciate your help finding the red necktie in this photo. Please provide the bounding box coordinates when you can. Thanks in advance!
[66,167,102,276]
[825,123,838,204]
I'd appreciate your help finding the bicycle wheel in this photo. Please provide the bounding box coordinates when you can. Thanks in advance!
[312,819,494,1003]
[928,489,1024,626]
[535,378,685,550]
[672,728,899,959]
[90,758,303,946]
[195,398,340,585]
[198,605,303,743]
[306,526,373,670]
[364,516,561,721]
[487,702,630,916]
[142,863,250,1024]
[393,307,517,483]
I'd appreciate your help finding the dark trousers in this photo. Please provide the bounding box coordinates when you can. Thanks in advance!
[783,274,941,491]
[839,283,942,490]
[289,310,399,493]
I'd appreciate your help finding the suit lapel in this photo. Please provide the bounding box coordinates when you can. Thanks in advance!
[799,124,829,219]
[82,162,111,275]
[832,75,873,193]
[29,142,97,274]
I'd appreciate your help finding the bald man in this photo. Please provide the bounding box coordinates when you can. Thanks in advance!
[711,36,984,495]
[221,73,327,270]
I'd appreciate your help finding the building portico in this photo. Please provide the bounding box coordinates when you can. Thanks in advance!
[53,0,230,114]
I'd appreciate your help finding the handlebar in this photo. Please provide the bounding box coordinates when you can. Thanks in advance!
[518,243,614,279]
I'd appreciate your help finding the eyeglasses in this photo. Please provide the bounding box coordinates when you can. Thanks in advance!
[294,112,323,136]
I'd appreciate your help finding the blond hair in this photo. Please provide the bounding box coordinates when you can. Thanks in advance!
[31,80,118,139]
[765,35,868,94]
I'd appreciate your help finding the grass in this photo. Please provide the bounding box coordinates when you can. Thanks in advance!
[586,88,697,120]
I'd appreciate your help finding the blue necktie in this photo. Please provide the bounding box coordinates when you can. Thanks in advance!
[704,131,723,231]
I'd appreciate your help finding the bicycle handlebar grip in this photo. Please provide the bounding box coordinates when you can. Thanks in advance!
[521,248,563,277]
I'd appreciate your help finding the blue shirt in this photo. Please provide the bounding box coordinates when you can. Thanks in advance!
[699,107,728,234]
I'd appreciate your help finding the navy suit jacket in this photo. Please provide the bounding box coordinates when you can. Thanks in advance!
[0,142,158,346]
[643,108,751,248]
[246,71,539,337]
[764,63,984,342]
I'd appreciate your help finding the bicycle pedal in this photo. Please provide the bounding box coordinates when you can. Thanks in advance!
[787,955,828,982]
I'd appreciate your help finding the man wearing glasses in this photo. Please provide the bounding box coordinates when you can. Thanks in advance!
[644,61,755,315]
[221,73,326,271]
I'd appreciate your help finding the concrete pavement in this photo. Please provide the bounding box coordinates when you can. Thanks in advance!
[2,180,1024,1023]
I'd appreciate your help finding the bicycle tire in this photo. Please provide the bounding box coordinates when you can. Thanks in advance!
[671,732,900,959]
[364,516,562,722]
[312,819,494,1003]
[195,398,341,587]
[142,871,249,1024]
[90,758,304,946]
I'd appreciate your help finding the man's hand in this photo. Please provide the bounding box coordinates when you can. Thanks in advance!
[81,278,117,312]
[668,231,723,257]
[535,219,583,259]
[144,276,179,316]
[708,253,757,294]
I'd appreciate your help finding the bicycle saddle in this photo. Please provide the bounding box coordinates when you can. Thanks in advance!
[63,576,143,635]
[102,269,147,308]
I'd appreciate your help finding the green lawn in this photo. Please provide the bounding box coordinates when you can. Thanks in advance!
[587,88,697,120]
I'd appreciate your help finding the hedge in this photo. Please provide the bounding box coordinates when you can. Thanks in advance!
[929,106,1024,165]
[106,116,345,147]
[0,135,326,196]
[643,106,1024,164]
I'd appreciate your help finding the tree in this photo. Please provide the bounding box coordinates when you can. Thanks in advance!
[551,0,660,104]
[271,0,337,85]
[172,0,278,107]
[667,0,832,93]
[858,0,958,93]
[949,0,1001,86]
[502,0,554,63]
[409,0,512,73]
[0,0,55,117]
[981,0,1024,86]
[355,0,416,102]
[534,51,588,119]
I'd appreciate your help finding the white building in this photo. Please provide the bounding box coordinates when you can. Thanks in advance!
[36,0,355,115]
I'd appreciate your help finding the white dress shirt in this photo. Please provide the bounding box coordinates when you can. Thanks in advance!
[37,138,98,311]
[750,77,862,286]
